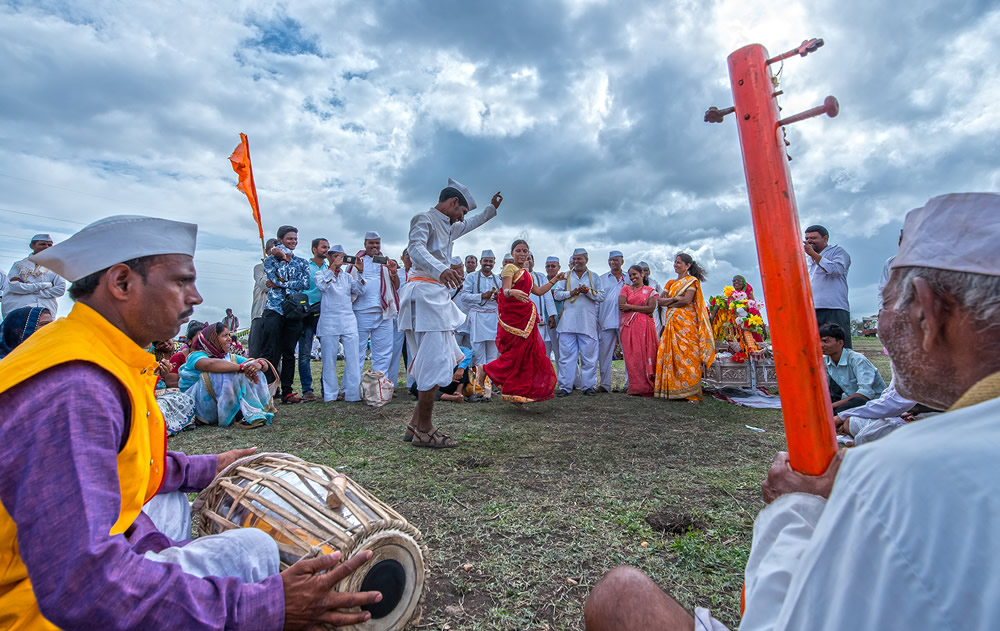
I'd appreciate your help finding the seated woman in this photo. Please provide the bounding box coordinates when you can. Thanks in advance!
[0,306,53,359]
[169,320,205,372]
[178,322,275,429]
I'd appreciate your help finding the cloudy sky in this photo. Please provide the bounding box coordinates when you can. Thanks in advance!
[1,0,997,324]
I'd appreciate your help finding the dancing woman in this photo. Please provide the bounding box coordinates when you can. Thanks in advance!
[484,239,565,404]
[653,253,715,402]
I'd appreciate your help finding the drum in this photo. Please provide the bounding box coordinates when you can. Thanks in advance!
[193,453,427,631]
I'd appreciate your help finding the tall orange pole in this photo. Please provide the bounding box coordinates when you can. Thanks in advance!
[726,44,838,475]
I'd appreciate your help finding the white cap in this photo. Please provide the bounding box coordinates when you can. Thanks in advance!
[503,253,514,261]
[30,233,52,243]
[609,250,623,259]
[894,193,1000,277]
[29,215,197,282]
[572,248,588,256]
[364,231,381,240]
[450,256,462,266]
[330,244,346,254]
[481,249,495,259]
[638,260,650,268]
[546,256,559,264]
[447,178,477,211]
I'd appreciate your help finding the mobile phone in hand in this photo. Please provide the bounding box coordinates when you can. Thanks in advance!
[342,255,357,264]
[372,255,389,264]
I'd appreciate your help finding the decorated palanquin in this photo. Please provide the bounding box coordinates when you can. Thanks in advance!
[705,285,778,389]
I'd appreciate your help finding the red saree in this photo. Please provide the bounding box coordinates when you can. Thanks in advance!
[619,284,658,396]
[484,267,557,403]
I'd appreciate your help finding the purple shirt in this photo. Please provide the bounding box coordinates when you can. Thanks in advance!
[0,362,285,630]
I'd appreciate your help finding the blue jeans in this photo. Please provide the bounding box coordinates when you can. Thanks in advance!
[298,312,319,393]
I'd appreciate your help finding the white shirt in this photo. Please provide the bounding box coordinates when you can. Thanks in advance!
[251,263,267,320]
[2,257,67,318]
[598,271,627,330]
[877,254,895,311]
[316,267,365,336]
[647,276,663,329]
[529,270,557,340]
[741,396,1000,631]
[353,255,386,313]
[398,204,497,333]
[461,270,500,343]
[552,268,604,340]
[0,270,7,304]
[838,380,914,422]
[807,244,851,311]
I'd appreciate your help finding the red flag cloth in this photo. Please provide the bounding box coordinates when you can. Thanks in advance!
[229,133,264,242]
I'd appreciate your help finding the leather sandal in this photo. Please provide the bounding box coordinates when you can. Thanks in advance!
[403,424,417,442]
[410,426,459,448]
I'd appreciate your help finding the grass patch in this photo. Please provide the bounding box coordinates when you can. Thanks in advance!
[170,345,881,629]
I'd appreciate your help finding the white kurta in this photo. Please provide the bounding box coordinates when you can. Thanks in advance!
[552,269,604,340]
[398,204,497,390]
[316,267,365,401]
[647,276,663,334]
[2,257,66,317]
[529,270,557,343]
[740,396,1000,631]
[461,271,500,344]
[397,205,496,334]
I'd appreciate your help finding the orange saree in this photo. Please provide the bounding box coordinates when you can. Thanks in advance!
[654,276,715,401]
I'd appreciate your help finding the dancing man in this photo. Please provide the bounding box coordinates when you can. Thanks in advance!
[398,179,501,448]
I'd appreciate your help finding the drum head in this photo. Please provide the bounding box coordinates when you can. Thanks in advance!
[339,528,427,631]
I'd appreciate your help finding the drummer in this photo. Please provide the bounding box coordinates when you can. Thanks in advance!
[0,216,382,629]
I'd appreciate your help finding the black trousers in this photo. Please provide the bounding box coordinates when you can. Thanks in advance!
[828,375,866,411]
[261,309,303,397]
[248,317,265,359]
[816,308,852,349]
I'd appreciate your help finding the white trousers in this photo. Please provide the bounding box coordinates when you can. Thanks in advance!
[406,330,465,391]
[471,340,498,366]
[598,328,623,389]
[320,332,362,401]
[141,491,280,583]
[388,322,412,387]
[558,333,598,391]
[355,311,394,375]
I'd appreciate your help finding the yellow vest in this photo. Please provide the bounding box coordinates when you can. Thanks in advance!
[0,302,166,630]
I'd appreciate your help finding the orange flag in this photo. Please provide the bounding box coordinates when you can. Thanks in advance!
[229,133,266,253]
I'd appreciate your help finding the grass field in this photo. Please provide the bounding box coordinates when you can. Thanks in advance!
[171,337,888,630]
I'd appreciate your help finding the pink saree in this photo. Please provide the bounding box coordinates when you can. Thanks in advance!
[619,284,658,396]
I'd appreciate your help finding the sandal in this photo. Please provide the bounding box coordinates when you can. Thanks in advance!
[403,424,417,442]
[237,417,268,429]
[282,392,302,404]
[410,426,458,449]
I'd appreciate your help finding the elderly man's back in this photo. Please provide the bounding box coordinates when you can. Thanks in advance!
[741,385,1000,630]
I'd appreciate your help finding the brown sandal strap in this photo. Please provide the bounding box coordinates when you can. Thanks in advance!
[411,427,458,448]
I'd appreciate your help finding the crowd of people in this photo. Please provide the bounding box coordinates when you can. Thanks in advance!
[0,189,995,630]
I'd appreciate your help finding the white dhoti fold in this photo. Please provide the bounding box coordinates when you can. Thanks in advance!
[558,332,598,391]
[405,330,466,391]
[320,331,361,401]
[141,491,280,583]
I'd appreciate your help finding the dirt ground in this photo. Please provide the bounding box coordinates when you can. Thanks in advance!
[171,338,888,630]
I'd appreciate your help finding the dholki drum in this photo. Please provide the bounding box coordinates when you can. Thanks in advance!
[193,453,428,630]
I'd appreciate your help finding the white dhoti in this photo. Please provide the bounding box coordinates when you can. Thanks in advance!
[558,332,598,391]
[355,310,394,375]
[320,331,362,401]
[405,330,466,391]
[597,328,622,390]
[141,491,280,583]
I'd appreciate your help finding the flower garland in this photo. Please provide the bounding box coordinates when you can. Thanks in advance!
[709,286,768,362]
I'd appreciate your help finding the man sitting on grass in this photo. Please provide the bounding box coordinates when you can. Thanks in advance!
[583,192,1000,631]
[410,346,472,403]
[820,322,885,412]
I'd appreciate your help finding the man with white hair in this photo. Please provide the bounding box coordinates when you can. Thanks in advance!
[350,231,400,376]
[597,250,627,392]
[316,244,366,402]
[583,193,1000,631]
[462,249,501,396]
[399,180,501,447]
[2,233,66,318]
[545,256,564,361]
[553,248,604,396]
[0,216,381,629]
